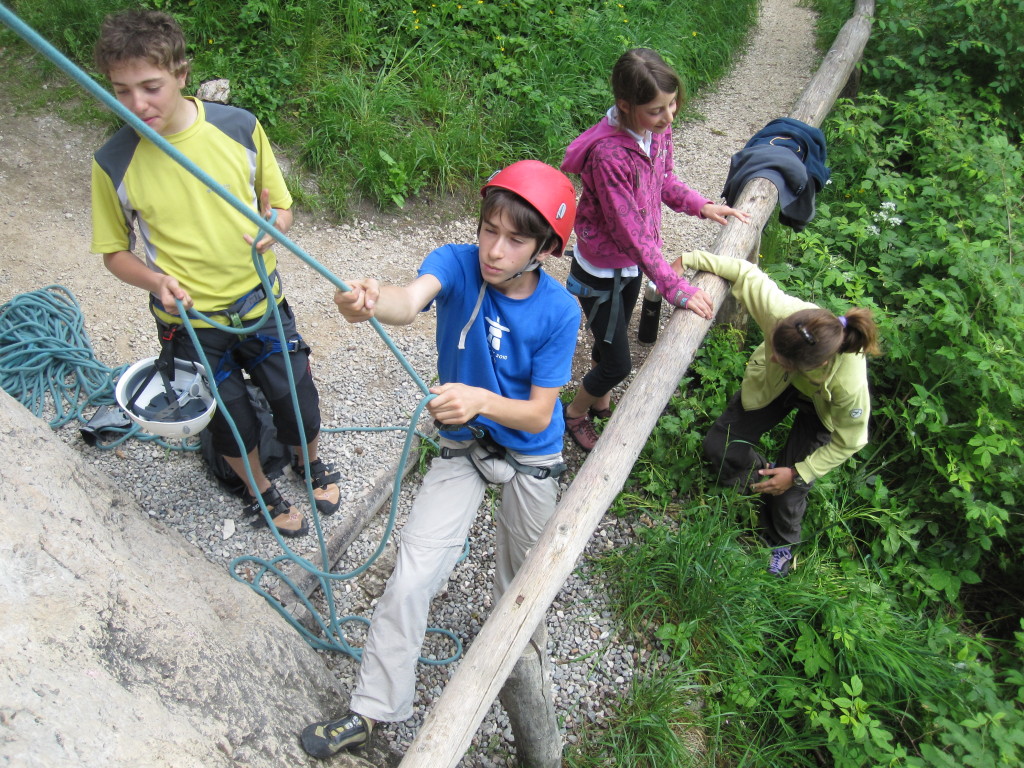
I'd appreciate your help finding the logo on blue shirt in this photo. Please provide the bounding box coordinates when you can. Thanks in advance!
[486,315,510,360]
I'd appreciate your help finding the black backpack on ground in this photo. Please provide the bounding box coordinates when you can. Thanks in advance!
[200,383,290,498]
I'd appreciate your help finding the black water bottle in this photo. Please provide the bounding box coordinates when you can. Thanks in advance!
[637,280,662,344]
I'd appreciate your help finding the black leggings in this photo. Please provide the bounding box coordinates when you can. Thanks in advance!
[570,259,642,398]
[164,300,321,457]
[703,388,831,546]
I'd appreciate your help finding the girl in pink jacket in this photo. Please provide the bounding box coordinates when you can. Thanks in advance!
[561,48,748,451]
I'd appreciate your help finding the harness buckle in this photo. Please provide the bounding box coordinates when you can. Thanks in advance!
[436,421,566,481]
[435,419,486,440]
[566,272,600,300]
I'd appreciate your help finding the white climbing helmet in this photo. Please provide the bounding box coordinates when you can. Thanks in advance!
[115,356,217,438]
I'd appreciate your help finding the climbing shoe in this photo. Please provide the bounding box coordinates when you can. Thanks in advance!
[301,712,372,758]
[564,405,599,452]
[767,546,795,577]
[292,457,342,516]
[242,483,308,538]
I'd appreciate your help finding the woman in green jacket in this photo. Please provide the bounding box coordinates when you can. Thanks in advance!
[677,251,880,576]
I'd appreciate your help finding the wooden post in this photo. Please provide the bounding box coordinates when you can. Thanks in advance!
[714,205,763,329]
[398,3,876,766]
[716,0,875,327]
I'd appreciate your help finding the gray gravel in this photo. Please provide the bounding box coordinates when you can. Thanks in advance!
[0,0,817,763]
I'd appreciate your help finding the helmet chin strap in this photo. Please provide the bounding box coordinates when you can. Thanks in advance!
[504,242,546,282]
[505,257,541,282]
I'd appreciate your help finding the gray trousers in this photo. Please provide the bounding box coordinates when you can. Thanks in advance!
[349,438,562,724]
[703,387,831,546]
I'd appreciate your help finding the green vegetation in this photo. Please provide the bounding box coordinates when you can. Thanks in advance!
[566,1,1024,765]
[3,0,756,212]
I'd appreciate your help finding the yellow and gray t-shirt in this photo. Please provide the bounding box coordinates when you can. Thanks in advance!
[91,97,291,325]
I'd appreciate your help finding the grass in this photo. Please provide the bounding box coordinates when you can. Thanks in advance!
[583,480,972,767]
[565,663,706,768]
[1,0,759,215]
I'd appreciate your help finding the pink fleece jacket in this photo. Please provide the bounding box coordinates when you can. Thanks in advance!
[560,117,711,306]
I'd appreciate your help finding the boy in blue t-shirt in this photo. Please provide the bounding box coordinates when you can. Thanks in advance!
[301,161,579,764]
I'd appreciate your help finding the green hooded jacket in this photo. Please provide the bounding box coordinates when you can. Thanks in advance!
[682,250,870,482]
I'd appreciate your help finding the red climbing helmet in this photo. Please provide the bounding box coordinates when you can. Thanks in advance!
[481,160,577,253]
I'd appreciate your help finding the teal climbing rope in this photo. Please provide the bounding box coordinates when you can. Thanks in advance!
[0,285,121,428]
[0,284,208,450]
[0,4,463,666]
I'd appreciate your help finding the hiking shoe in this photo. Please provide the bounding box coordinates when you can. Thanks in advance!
[589,405,613,420]
[767,546,795,577]
[292,457,342,516]
[301,713,371,758]
[564,405,599,451]
[242,483,308,537]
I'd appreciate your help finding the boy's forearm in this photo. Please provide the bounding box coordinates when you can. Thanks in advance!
[104,250,192,311]
[429,383,559,435]
[368,284,426,325]
[335,277,437,327]
[475,387,559,434]
[103,251,161,294]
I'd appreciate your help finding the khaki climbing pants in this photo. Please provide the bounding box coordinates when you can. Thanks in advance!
[349,438,562,724]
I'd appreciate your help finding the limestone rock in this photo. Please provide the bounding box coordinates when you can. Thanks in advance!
[0,390,370,768]
[197,79,231,104]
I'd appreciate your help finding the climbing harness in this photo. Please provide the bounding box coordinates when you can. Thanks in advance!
[205,328,303,386]
[437,421,568,481]
[150,269,282,332]
[566,267,626,345]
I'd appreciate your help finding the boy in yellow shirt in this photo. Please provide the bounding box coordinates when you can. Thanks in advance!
[91,9,339,536]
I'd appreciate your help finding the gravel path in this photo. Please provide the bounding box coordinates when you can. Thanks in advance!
[0,0,818,763]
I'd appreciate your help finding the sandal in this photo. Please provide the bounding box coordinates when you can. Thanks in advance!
[292,457,342,516]
[243,483,308,537]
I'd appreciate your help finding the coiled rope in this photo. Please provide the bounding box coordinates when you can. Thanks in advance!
[0,4,462,665]
[0,285,123,428]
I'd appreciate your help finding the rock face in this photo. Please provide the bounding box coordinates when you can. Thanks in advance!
[0,389,368,768]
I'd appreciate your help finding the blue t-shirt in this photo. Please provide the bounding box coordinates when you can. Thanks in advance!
[419,243,580,455]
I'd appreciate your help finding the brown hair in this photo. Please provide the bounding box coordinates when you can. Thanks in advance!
[771,307,881,370]
[94,10,188,79]
[478,188,558,256]
[611,48,685,133]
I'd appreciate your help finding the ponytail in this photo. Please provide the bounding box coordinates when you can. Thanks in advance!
[772,307,880,369]
[837,307,881,356]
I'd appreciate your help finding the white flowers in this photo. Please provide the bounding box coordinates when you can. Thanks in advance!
[873,200,904,227]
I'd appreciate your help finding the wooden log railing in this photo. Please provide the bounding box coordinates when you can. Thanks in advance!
[398,2,875,765]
